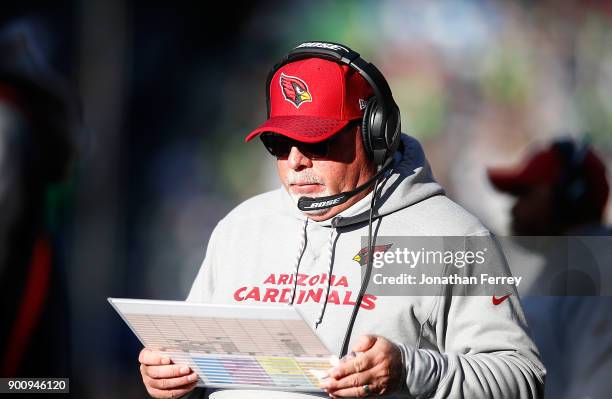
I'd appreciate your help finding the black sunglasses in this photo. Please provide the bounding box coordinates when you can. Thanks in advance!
[259,121,359,159]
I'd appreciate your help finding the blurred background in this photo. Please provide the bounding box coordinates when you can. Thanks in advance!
[0,0,611,397]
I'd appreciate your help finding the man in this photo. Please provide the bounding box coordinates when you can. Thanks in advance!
[488,139,609,237]
[488,139,611,399]
[0,31,76,381]
[139,42,545,398]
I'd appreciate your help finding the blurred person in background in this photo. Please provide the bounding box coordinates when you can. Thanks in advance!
[139,41,544,399]
[488,139,610,237]
[488,138,612,398]
[0,31,77,380]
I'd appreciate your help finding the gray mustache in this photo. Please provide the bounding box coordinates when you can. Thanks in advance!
[286,172,323,185]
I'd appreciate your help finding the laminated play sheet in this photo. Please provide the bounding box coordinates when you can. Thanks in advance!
[108,298,333,391]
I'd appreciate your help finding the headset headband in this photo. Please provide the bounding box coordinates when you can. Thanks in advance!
[265,41,397,120]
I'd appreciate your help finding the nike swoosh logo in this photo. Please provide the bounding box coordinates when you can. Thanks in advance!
[492,294,511,305]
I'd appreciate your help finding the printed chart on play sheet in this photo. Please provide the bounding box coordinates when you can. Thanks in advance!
[108,298,333,391]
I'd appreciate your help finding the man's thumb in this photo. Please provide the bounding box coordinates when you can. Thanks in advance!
[352,335,376,352]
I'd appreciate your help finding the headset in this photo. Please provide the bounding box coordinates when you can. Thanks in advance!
[550,138,601,295]
[265,41,402,167]
[552,138,590,216]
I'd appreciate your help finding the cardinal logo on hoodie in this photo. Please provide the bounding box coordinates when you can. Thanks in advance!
[353,244,393,266]
[280,73,312,108]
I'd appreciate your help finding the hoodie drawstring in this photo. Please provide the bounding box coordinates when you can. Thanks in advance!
[288,217,341,329]
[289,219,309,305]
[314,226,339,328]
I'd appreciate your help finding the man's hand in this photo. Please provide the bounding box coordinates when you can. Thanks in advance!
[139,348,198,398]
[320,335,403,397]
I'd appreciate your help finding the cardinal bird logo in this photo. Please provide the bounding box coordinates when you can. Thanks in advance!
[353,244,393,267]
[280,73,312,108]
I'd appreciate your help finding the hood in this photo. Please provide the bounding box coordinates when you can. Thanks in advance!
[284,133,444,227]
[280,133,444,332]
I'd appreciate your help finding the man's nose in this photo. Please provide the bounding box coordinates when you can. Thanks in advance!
[287,146,313,170]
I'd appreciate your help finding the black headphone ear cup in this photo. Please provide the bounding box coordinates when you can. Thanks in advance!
[365,98,389,166]
[551,142,571,215]
[361,97,377,160]
[552,140,589,216]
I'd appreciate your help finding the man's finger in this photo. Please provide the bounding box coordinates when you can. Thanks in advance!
[142,364,192,379]
[139,348,156,364]
[352,335,377,353]
[146,381,198,399]
[140,349,172,366]
[321,369,373,392]
[143,371,198,390]
[329,352,374,379]
[328,383,376,398]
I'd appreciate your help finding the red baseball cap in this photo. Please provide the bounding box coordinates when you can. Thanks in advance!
[244,57,374,143]
[487,142,609,211]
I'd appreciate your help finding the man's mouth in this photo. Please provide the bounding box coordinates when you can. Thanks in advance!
[290,183,324,194]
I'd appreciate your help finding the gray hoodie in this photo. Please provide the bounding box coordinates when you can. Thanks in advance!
[187,134,545,398]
